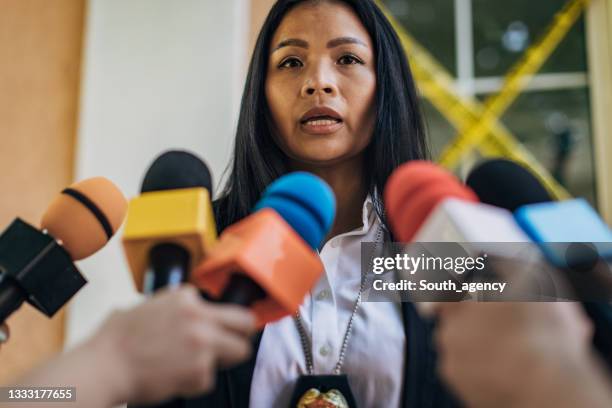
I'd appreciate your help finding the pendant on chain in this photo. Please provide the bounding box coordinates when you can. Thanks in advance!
[289,374,356,408]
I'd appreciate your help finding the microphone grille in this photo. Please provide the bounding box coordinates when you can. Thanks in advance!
[254,172,336,249]
[141,150,212,194]
[466,159,552,211]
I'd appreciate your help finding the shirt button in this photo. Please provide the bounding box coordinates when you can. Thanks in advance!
[319,345,331,357]
[330,238,341,248]
[316,290,329,301]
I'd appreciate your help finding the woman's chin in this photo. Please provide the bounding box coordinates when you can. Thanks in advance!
[281,134,368,168]
[288,150,361,168]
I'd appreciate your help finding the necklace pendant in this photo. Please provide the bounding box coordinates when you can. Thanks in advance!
[297,388,348,408]
[289,375,357,408]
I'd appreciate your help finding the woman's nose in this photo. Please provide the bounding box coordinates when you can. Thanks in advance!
[301,66,338,98]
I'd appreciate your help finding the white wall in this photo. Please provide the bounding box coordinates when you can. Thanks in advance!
[67,0,249,345]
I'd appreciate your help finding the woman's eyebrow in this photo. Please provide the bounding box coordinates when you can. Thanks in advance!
[327,36,367,48]
[271,36,367,53]
[272,38,309,52]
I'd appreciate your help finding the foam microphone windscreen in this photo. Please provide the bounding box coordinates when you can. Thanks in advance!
[385,161,478,242]
[40,177,128,260]
[466,159,553,211]
[254,172,335,249]
[141,150,212,194]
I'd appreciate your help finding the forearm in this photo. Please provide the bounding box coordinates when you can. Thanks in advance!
[8,335,131,408]
[519,352,612,408]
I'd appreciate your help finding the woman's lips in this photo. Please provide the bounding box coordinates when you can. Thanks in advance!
[300,118,344,135]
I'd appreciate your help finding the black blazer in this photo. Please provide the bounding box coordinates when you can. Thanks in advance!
[183,301,460,408]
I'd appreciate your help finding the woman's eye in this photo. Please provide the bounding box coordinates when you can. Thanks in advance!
[278,57,303,69]
[338,54,363,65]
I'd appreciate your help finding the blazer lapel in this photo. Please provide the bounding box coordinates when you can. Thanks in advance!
[400,302,461,408]
[224,330,264,408]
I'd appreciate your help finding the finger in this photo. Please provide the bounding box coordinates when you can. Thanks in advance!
[436,301,467,320]
[178,354,217,397]
[199,302,256,337]
[195,323,252,367]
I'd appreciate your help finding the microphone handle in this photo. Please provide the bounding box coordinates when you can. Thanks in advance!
[220,274,266,306]
[132,244,191,408]
[146,243,190,294]
[0,274,27,324]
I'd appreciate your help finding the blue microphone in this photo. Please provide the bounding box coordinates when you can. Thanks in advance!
[467,158,612,369]
[254,171,336,249]
[219,172,335,306]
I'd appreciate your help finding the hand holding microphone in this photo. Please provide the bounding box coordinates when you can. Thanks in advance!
[405,158,612,407]
[122,150,251,408]
[434,302,612,408]
[10,286,255,408]
[90,286,255,404]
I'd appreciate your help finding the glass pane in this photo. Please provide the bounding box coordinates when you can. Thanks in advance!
[421,99,455,160]
[472,0,588,77]
[492,88,596,205]
[383,0,457,75]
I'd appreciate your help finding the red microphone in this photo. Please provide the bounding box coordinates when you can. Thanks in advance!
[385,161,478,242]
[384,161,535,313]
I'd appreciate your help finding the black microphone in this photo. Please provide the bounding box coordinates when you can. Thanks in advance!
[466,158,552,210]
[141,150,212,292]
[466,158,612,370]
[125,150,215,408]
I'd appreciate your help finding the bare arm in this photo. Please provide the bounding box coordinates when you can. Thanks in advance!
[5,286,255,408]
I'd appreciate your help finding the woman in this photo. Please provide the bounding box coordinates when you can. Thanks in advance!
[194,1,458,407]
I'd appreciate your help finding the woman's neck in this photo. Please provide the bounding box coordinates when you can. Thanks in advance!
[289,156,367,241]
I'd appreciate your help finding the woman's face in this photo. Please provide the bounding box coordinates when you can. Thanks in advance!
[265,1,376,168]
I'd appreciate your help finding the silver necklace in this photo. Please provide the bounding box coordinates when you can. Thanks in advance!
[293,223,384,375]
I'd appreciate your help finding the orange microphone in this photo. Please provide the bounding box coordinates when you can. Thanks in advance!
[192,172,336,328]
[0,177,127,324]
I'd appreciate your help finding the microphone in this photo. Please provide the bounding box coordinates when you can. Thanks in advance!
[0,177,127,324]
[192,172,335,327]
[466,158,612,368]
[467,158,612,269]
[383,161,543,311]
[465,159,551,212]
[385,161,531,244]
[122,150,217,294]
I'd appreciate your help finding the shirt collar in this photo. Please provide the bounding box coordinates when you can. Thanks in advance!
[340,194,376,238]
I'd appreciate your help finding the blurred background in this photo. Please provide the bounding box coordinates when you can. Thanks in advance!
[0,0,611,386]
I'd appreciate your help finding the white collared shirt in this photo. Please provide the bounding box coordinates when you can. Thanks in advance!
[250,197,406,408]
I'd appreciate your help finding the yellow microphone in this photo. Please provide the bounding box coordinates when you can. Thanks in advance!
[122,150,217,294]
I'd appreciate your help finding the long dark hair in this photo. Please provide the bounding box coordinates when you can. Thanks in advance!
[215,0,427,233]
